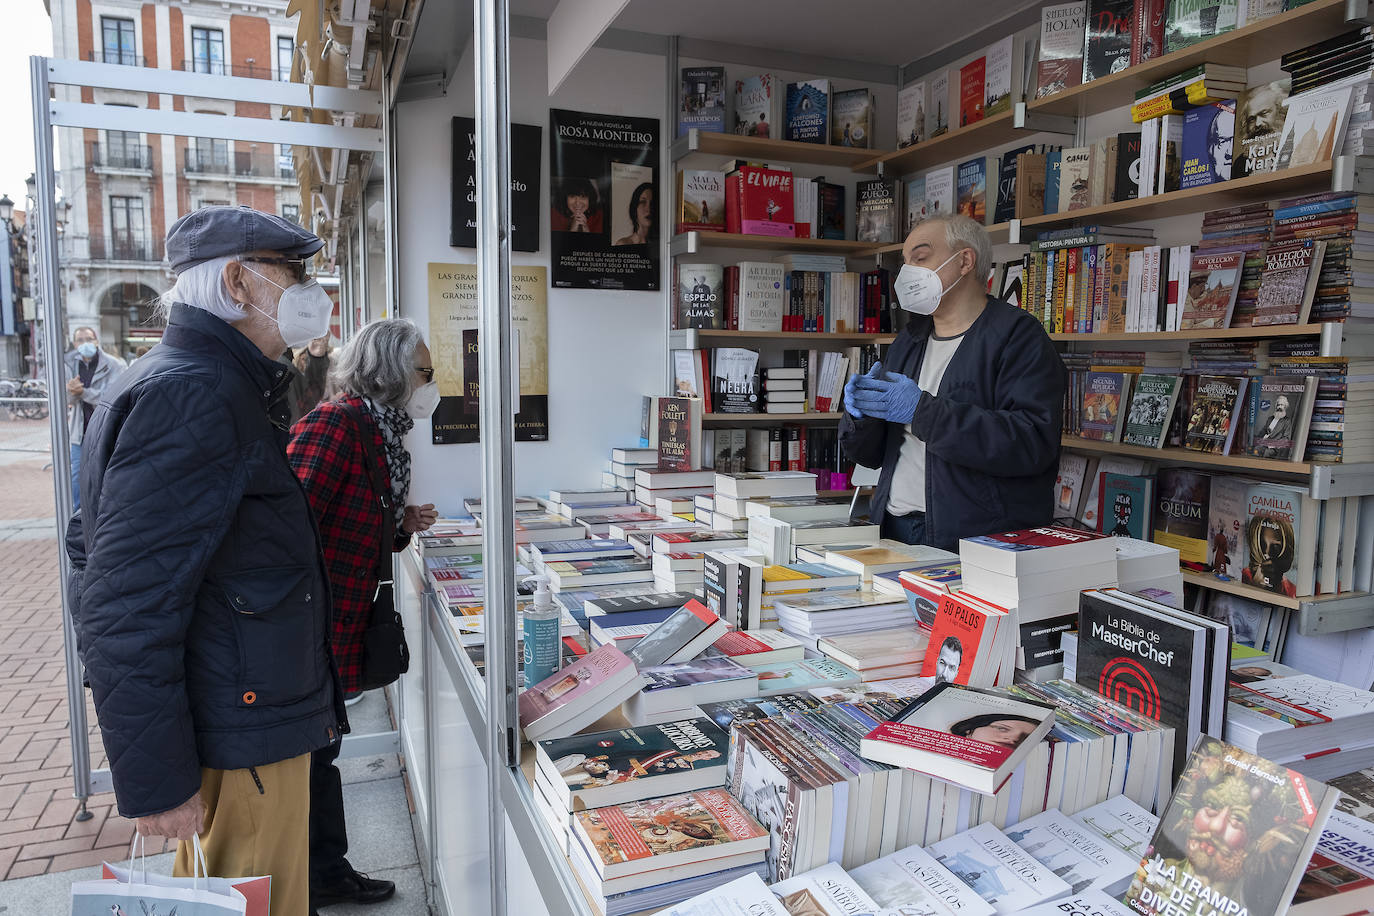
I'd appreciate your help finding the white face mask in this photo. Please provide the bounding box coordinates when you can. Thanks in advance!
[405,380,441,419]
[895,251,965,315]
[241,264,335,349]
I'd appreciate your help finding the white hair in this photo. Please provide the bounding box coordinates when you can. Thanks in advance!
[918,212,993,285]
[157,255,250,323]
[332,319,424,409]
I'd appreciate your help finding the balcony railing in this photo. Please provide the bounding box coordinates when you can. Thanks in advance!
[180,60,282,80]
[87,235,163,263]
[89,143,152,171]
[186,148,296,180]
[87,50,144,67]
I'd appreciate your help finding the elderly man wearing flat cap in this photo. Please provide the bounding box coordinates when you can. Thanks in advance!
[66,206,348,916]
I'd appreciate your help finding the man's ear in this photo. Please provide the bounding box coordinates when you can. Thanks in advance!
[222,261,251,305]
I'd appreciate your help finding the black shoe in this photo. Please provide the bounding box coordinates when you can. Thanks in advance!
[313,870,397,908]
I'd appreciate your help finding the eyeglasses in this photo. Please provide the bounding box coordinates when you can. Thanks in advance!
[249,257,311,284]
[415,366,434,382]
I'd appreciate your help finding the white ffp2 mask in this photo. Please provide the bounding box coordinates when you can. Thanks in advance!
[894,251,964,315]
[242,264,335,349]
[406,381,441,419]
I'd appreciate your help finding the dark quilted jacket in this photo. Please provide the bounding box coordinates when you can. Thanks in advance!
[840,296,1066,552]
[65,303,344,819]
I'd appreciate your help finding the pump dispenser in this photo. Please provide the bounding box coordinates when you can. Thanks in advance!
[521,574,561,688]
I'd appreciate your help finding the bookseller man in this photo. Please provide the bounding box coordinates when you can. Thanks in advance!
[839,213,1065,551]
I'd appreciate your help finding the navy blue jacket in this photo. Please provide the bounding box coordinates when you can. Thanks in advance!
[66,303,343,819]
[840,297,1066,552]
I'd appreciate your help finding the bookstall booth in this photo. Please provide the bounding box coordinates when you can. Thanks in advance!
[371,1,1374,915]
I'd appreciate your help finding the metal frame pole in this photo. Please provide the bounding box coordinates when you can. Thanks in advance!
[382,73,401,318]
[31,56,94,818]
[475,0,517,911]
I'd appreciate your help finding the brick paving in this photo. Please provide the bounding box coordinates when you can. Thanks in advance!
[0,418,169,882]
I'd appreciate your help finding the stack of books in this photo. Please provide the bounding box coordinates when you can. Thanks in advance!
[583,591,698,650]
[624,657,759,727]
[517,644,644,742]
[823,541,958,585]
[603,445,657,492]
[761,367,805,414]
[410,517,482,560]
[650,530,752,592]
[1112,537,1183,600]
[634,467,716,520]
[817,627,930,681]
[773,589,912,644]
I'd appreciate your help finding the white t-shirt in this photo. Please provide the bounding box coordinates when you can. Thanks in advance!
[885,332,967,516]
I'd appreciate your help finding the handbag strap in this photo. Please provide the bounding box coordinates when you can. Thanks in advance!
[341,401,397,587]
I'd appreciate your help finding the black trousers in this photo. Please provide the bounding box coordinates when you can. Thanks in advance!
[881,510,928,546]
[309,741,352,886]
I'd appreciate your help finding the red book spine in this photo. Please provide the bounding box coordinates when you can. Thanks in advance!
[1065,247,1079,334]
[725,170,742,234]
[1131,0,1166,66]
[700,349,713,413]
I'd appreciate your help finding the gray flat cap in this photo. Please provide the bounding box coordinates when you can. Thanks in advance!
[166,205,323,274]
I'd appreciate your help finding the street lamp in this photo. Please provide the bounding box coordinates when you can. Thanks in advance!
[0,195,14,226]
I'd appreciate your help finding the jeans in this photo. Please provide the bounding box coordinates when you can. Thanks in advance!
[70,443,82,512]
[881,510,927,546]
[309,741,352,888]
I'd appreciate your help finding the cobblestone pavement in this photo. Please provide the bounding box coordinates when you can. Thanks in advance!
[0,418,170,882]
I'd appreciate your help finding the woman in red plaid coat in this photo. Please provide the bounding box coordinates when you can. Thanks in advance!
[286,318,440,913]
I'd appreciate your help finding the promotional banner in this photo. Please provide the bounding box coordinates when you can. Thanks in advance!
[428,262,549,444]
[549,108,660,290]
[450,117,543,251]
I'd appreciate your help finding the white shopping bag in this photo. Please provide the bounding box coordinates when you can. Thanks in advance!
[72,836,259,916]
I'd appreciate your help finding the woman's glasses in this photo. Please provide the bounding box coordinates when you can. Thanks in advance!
[415,366,435,383]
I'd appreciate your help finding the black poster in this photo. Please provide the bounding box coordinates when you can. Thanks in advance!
[549,108,660,290]
[450,117,542,251]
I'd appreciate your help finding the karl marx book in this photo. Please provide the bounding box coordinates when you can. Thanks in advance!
[676,263,724,329]
[785,79,830,144]
[1083,0,1133,82]
[1038,1,1087,98]
[1246,375,1316,461]
[1276,84,1354,171]
[859,682,1056,795]
[675,169,726,234]
[678,66,726,136]
[535,716,730,810]
[1122,736,1338,916]
[830,88,874,148]
[1075,588,1206,777]
[733,73,778,138]
[1184,375,1247,456]
[1236,78,1290,177]
[1180,250,1244,329]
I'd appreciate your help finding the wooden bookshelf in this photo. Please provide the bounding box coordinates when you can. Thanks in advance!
[1180,569,1372,614]
[856,109,1022,177]
[671,231,877,256]
[703,412,844,423]
[1051,324,1327,343]
[870,221,1014,251]
[670,329,895,348]
[1028,0,1353,119]
[1060,435,1312,474]
[671,128,881,169]
[1020,160,1333,233]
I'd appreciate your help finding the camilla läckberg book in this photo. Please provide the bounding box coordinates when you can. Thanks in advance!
[1123,735,1338,916]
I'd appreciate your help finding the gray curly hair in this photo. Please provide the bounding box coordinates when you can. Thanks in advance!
[331,318,424,409]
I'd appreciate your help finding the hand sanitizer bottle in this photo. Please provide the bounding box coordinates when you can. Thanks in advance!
[521,575,561,688]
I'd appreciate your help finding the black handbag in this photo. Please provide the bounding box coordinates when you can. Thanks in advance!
[343,403,411,691]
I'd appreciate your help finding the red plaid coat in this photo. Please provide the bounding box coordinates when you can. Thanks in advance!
[287,395,409,693]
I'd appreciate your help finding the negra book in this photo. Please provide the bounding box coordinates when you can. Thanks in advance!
[536,717,729,808]
[711,348,761,414]
[676,263,724,329]
[1123,736,1338,916]
[1083,0,1133,82]
[1075,590,1204,777]
[855,178,900,244]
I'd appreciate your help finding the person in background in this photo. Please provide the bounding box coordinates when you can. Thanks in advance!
[289,335,335,423]
[63,326,125,511]
[132,345,150,362]
[287,318,439,913]
[839,213,1064,551]
[65,206,343,916]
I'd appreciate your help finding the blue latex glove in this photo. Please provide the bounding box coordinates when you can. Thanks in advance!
[849,366,922,424]
[842,362,882,418]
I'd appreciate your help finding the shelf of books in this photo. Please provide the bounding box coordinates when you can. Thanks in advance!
[703,411,843,424]
[671,128,881,170]
[857,109,1025,177]
[670,329,895,349]
[1027,0,1360,119]
[1180,568,1374,627]
[1050,324,1330,344]
[1019,160,1338,233]
[670,231,877,257]
[1062,434,1317,475]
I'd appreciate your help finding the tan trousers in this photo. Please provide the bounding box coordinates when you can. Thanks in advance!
[173,752,311,916]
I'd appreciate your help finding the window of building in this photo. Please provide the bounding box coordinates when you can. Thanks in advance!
[197,199,230,210]
[276,36,294,81]
[277,144,295,178]
[105,129,142,169]
[101,17,137,66]
[191,27,225,75]
[109,196,146,260]
[191,136,230,173]
[282,204,301,225]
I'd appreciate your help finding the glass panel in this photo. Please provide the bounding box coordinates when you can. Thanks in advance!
[108,197,146,260]
[100,18,136,66]
[276,36,294,81]
[191,27,225,74]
